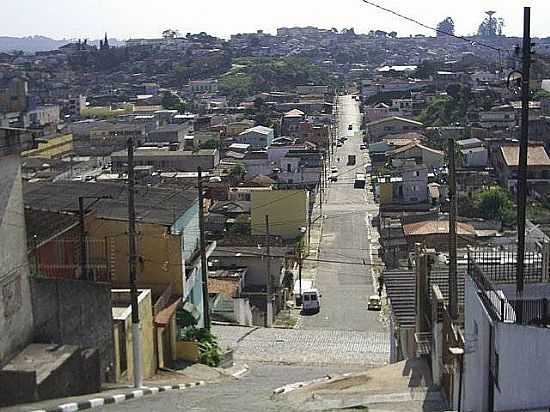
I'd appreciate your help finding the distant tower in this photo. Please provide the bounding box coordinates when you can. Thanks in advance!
[104,32,110,50]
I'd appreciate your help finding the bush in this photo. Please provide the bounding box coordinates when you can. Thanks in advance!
[183,327,222,367]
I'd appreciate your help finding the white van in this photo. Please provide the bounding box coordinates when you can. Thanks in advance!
[302,289,321,313]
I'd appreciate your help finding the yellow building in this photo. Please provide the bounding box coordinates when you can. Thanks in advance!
[250,189,309,239]
[21,133,73,159]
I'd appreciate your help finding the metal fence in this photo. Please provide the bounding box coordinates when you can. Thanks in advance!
[470,257,549,325]
[31,238,111,282]
[468,250,543,284]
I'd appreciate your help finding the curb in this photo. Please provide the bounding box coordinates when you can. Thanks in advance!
[231,364,249,379]
[30,381,206,412]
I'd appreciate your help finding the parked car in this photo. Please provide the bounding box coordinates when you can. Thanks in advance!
[331,167,338,174]
[330,174,338,182]
[367,295,382,311]
[302,289,321,313]
[348,124,353,130]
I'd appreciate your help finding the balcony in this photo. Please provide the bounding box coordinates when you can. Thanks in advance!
[468,250,550,326]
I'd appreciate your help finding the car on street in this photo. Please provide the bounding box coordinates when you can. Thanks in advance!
[360,144,367,150]
[348,124,353,130]
[302,289,321,314]
[337,142,342,147]
[367,295,382,311]
[331,167,338,174]
[329,174,338,182]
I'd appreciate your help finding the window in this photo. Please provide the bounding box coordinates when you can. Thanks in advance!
[310,295,317,301]
[303,294,310,301]
[287,163,292,172]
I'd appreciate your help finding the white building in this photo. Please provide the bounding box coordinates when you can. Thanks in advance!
[236,126,274,149]
[461,147,488,168]
[463,253,550,412]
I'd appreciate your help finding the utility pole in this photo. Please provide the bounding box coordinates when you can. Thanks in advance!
[308,206,312,247]
[127,137,143,388]
[298,249,303,305]
[516,7,532,300]
[265,215,273,327]
[448,138,458,320]
[78,196,88,280]
[197,167,211,330]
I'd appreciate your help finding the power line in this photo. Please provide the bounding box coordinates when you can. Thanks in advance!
[360,0,515,57]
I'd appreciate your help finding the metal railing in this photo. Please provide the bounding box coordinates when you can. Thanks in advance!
[31,238,111,282]
[469,253,550,325]
[468,250,543,284]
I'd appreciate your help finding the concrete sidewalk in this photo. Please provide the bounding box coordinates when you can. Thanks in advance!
[274,358,447,411]
[2,363,246,412]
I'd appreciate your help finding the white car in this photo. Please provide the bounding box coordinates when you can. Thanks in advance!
[302,289,321,313]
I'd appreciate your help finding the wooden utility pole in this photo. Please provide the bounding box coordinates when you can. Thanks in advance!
[448,138,458,320]
[516,7,532,300]
[127,137,143,388]
[265,215,273,327]
[197,167,211,330]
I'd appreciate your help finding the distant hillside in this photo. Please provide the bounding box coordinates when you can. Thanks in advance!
[0,35,125,53]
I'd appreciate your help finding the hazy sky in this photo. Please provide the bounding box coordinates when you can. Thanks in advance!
[3,0,545,40]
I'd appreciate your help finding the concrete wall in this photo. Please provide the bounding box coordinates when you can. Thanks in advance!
[494,321,550,411]
[250,190,309,239]
[211,255,284,288]
[30,278,114,382]
[89,219,185,297]
[0,155,34,365]
[463,276,492,412]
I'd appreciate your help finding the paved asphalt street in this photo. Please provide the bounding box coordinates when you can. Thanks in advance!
[300,94,385,333]
[95,95,392,412]
[96,363,362,412]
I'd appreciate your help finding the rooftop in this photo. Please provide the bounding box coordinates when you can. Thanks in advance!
[500,145,550,168]
[240,125,274,136]
[211,246,290,258]
[23,181,197,226]
[367,116,424,127]
[403,220,476,237]
[25,208,79,249]
[284,109,306,118]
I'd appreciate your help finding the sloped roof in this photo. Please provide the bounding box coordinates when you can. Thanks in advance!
[208,278,240,298]
[246,175,275,186]
[367,116,424,127]
[388,142,444,157]
[23,182,197,226]
[284,109,306,118]
[25,208,79,249]
[240,125,274,135]
[500,145,550,167]
[403,220,476,237]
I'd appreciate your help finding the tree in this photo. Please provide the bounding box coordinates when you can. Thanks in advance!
[436,17,455,36]
[388,31,398,38]
[229,163,246,181]
[162,29,178,39]
[200,139,219,150]
[477,187,514,225]
[477,11,504,37]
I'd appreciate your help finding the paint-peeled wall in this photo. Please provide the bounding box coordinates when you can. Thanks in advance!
[0,156,33,363]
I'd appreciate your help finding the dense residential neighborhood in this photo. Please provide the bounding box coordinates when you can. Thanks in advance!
[3,5,550,411]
